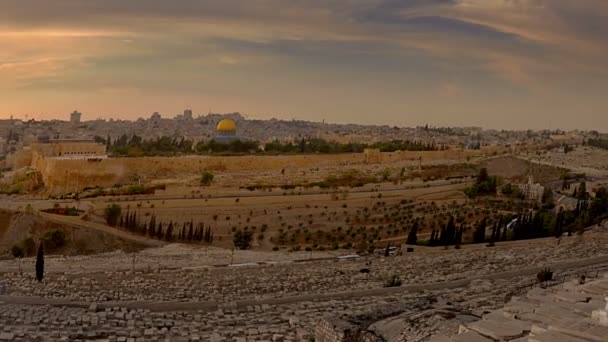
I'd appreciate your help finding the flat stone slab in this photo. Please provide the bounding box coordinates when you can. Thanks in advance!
[482,315,533,334]
[534,303,587,322]
[483,309,511,321]
[509,337,530,342]
[516,312,558,327]
[574,299,605,316]
[0,332,14,341]
[550,318,608,342]
[505,297,540,314]
[427,334,451,342]
[451,330,493,342]
[554,291,591,303]
[466,319,528,341]
[529,330,589,342]
[581,284,608,296]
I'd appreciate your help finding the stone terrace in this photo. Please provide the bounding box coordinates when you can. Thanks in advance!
[428,275,608,342]
[0,232,608,341]
[1,232,607,304]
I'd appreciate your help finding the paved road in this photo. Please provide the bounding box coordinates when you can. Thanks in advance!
[2,254,606,312]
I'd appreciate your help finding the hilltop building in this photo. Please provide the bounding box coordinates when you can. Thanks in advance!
[31,138,107,159]
[70,111,82,125]
[175,109,193,121]
[214,118,240,143]
[517,176,545,204]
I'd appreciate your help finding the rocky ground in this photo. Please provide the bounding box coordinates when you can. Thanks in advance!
[1,233,606,303]
[0,231,607,341]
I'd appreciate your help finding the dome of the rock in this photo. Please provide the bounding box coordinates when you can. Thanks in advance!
[216,118,237,132]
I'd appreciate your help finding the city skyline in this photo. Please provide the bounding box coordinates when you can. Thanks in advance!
[1,1,607,130]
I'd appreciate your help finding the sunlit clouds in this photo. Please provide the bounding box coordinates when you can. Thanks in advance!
[0,1,607,129]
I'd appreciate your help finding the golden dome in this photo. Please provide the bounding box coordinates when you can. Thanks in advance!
[216,118,237,132]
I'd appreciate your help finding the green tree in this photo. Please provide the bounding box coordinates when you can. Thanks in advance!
[233,230,253,250]
[200,171,214,186]
[104,204,122,227]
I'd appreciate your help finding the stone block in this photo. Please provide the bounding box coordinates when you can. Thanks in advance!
[466,319,528,341]
[451,331,492,342]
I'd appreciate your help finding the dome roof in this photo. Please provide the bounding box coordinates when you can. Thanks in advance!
[216,118,237,132]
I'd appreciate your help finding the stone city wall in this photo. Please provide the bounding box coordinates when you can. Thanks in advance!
[32,150,480,195]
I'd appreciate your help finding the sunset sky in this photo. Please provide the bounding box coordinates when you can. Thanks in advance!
[1,1,607,130]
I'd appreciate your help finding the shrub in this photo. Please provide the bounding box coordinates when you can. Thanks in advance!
[384,275,402,287]
[233,230,253,250]
[537,268,553,283]
[126,184,146,195]
[11,237,37,258]
[465,168,498,198]
[104,204,122,226]
[42,230,66,251]
[11,244,25,258]
[200,171,214,186]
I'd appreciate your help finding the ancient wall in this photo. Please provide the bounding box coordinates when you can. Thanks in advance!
[7,148,33,170]
[31,142,106,157]
[33,149,483,195]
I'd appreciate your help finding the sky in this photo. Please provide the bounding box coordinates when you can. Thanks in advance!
[0,0,607,130]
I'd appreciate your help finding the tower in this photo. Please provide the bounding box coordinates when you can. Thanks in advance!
[70,111,82,124]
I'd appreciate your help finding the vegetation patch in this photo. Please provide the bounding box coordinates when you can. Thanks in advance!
[41,206,83,216]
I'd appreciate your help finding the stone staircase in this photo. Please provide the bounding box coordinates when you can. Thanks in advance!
[429,275,608,342]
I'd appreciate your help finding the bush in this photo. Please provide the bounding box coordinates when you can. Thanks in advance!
[233,230,253,250]
[537,268,553,283]
[104,204,122,226]
[384,275,402,287]
[126,184,146,195]
[11,244,25,258]
[200,171,214,186]
[465,168,498,198]
[11,237,37,258]
[42,230,66,251]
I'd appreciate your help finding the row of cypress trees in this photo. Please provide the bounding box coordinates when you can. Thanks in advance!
[118,211,214,243]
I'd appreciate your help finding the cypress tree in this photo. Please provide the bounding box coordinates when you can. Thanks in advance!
[473,217,487,243]
[166,222,174,241]
[445,216,456,245]
[148,216,156,237]
[439,225,447,246]
[454,227,463,247]
[554,208,564,238]
[157,222,164,240]
[406,220,418,245]
[35,242,44,282]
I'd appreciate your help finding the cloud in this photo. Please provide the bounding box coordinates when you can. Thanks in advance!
[0,0,607,129]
